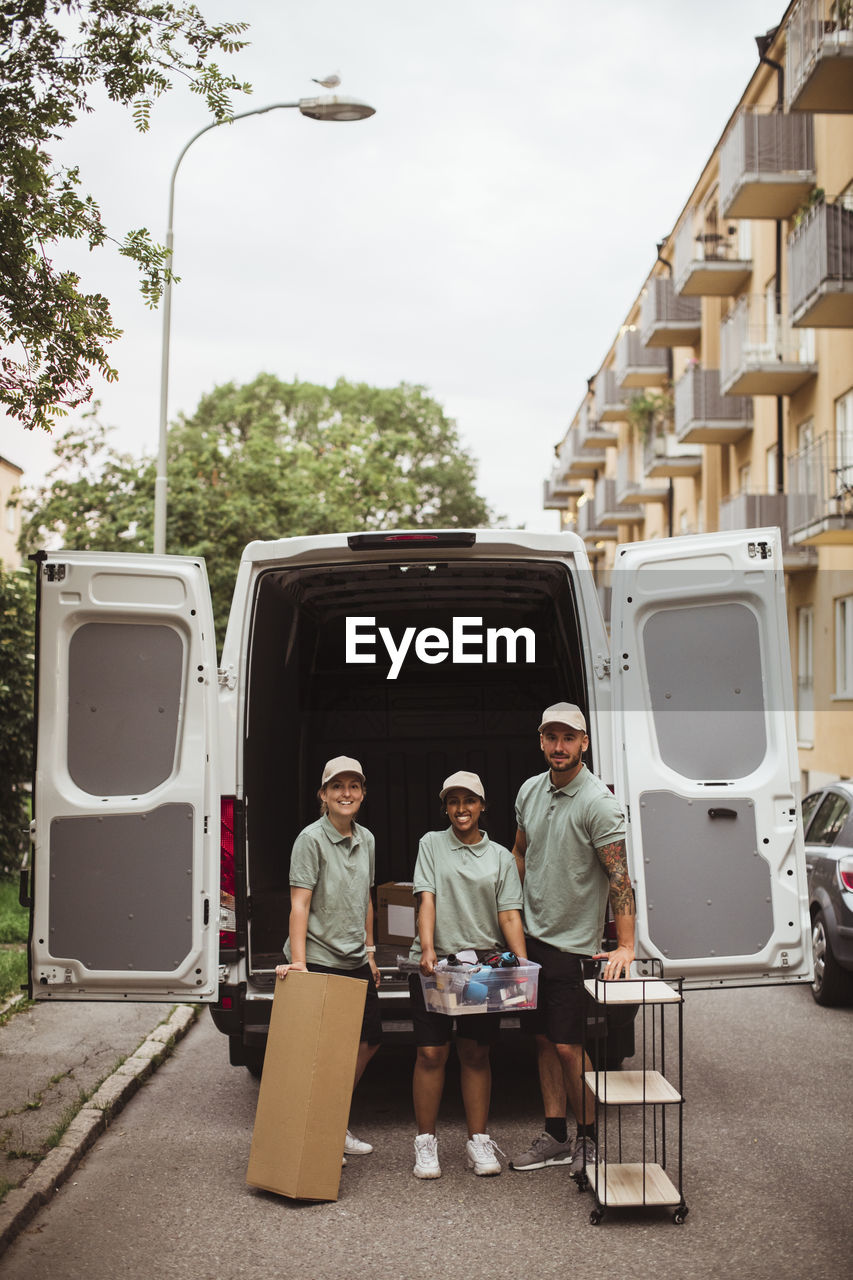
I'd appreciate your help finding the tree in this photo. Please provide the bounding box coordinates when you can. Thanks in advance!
[0,563,36,871]
[0,1,250,431]
[19,375,498,645]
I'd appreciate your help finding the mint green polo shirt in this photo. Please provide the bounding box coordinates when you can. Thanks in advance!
[408,827,523,961]
[284,814,375,969]
[515,765,625,956]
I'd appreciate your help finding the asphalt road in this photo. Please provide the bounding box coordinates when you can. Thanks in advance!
[2,983,850,1280]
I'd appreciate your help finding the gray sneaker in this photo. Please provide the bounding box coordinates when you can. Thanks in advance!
[509,1131,576,1171]
[570,1136,596,1177]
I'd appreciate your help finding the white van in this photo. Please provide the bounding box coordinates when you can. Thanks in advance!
[26,527,812,1071]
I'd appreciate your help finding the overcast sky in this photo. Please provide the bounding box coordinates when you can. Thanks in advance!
[5,0,787,532]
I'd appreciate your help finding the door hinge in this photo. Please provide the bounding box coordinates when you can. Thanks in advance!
[44,562,67,582]
[748,540,772,560]
[217,664,237,691]
[594,653,611,679]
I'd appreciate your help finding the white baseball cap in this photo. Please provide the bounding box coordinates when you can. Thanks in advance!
[439,770,485,802]
[538,702,587,733]
[321,755,366,785]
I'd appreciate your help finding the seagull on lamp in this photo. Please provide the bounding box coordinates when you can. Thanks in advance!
[312,72,341,89]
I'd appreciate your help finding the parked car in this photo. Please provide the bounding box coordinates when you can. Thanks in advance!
[803,780,853,1006]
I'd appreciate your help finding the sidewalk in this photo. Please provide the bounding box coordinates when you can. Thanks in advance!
[0,998,199,1255]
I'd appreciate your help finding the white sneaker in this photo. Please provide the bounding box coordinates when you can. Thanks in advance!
[466,1133,502,1176]
[413,1132,441,1178]
[344,1129,373,1155]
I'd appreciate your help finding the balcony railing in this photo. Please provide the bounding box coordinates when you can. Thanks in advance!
[595,475,642,527]
[543,474,582,510]
[788,197,853,327]
[786,0,853,112]
[642,429,703,479]
[576,403,615,456]
[673,214,752,297]
[720,295,817,395]
[718,491,817,570]
[616,445,668,505]
[639,278,701,348]
[719,107,816,220]
[615,329,669,389]
[593,368,631,426]
[674,366,753,444]
[787,432,853,544]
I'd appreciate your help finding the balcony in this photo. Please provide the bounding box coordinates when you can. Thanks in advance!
[543,473,583,511]
[558,422,606,478]
[615,329,669,389]
[720,295,817,395]
[640,278,701,348]
[788,433,853,545]
[674,366,753,444]
[576,490,616,544]
[786,0,853,113]
[719,107,816,220]
[788,198,853,327]
[642,429,703,479]
[673,216,752,297]
[595,475,642,527]
[616,446,669,506]
[718,491,818,570]
[593,368,631,430]
[576,404,617,456]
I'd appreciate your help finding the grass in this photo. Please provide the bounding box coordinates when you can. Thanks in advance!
[0,875,29,1005]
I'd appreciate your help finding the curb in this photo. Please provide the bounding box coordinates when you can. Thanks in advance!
[0,1004,200,1258]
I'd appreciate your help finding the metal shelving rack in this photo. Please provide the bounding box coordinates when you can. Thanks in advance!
[579,964,687,1226]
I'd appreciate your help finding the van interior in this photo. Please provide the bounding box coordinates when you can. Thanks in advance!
[242,556,591,979]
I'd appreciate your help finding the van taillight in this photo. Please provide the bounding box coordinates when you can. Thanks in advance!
[840,857,853,893]
[347,531,476,550]
[220,796,237,948]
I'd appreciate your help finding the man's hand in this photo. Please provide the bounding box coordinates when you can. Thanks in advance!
[419,946,437,976]
[368,955,381,986]
[593,946,634,980]
[275,961,307,979]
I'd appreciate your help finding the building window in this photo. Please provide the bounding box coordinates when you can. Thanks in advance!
[837,595,853,699]
[797,606,814,746]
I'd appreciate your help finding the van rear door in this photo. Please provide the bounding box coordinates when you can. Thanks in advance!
[29,551,220,1001]
[611,528,812,987]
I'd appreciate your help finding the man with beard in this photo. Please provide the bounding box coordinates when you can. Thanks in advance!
[508,702,635,1177]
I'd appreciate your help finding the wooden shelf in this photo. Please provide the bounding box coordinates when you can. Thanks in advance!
[584,1162,681,1207]
[583,977,682,1005]
[584,1069,682,1105]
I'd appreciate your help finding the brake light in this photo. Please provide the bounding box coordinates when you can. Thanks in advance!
[220,796,237,948]
[840,857,853,893]
[347,531,476,550]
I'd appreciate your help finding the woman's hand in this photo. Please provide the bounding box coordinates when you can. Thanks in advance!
[275,961,307,980]
[419,946,437,976]
[368,955,381,987]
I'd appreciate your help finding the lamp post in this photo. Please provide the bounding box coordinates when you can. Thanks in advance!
[153,95,376,555]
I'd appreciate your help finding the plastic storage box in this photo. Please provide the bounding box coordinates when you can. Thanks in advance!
[420,961,541,1015]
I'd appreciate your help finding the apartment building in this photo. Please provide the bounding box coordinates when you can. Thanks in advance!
[0,454,23,568]
[544,0,853,789]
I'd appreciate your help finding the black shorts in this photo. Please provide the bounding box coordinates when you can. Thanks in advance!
[522,936,587,1046]
[306,962,382,1046]
[408,973,502,1047]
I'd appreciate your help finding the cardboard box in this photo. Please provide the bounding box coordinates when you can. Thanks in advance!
[420,961,541,1015]
[376,881,416,946]
[246,970,366,1202]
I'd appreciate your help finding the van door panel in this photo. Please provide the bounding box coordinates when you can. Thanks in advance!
[613,529,811,987]
[31,552,219,1001]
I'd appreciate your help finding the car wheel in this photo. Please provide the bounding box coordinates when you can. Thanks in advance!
[811,910,853,1007]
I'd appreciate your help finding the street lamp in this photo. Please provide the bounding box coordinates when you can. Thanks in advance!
[153,95,376,555]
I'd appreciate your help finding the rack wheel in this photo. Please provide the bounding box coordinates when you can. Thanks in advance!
[589,1209,603,1226]
[673,1208,688,1225]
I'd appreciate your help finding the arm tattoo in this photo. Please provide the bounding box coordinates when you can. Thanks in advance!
[595,840,635,917]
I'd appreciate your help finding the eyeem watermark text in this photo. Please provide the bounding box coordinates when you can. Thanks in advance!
[346,616,536,680]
